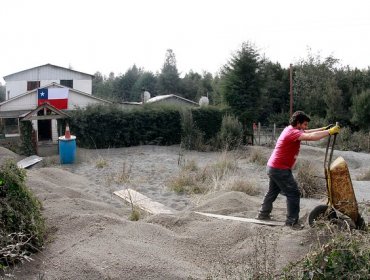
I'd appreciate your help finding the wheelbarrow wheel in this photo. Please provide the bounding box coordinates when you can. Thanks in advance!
[308,205,337,227]
[356,214,367,231]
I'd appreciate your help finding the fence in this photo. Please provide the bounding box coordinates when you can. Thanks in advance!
[253,123,284,146]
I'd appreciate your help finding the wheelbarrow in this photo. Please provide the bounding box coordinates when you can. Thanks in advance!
[308,128,367,230]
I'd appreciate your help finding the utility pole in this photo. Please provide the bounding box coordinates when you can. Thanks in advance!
[289,63,293,118]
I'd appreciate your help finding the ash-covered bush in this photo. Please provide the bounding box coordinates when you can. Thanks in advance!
[0,160,45,269]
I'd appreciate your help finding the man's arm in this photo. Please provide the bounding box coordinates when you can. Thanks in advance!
[303,127,326,133]
[298,130,329,141]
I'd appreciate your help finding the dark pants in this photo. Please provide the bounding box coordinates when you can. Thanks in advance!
[259,166,301,225]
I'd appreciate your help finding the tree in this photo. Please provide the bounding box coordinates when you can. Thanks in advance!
[114,65,142,101]
[293,51,340,119]
[0,82,5,102]
[351,89,370,131]
[157,49,180,95]
[92,71,115,100]
[221,42,264,123]
[259,61,290,124]
[131,71,158,102]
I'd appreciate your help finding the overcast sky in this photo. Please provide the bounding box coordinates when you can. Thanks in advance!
[1,0,369,84]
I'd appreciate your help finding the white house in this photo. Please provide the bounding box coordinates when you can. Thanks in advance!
[146,94,199,107]
[3,63,94,100]
[0,64,112,144]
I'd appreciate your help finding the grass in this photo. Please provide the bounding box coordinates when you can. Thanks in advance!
[357,168,370,181]
[206,229,278,279]
[41,155,59,167]
[249,147,268,166]
[169,149,267,196]
[95,157,108,168]
[296,160,326,198]
[229,178,260,196]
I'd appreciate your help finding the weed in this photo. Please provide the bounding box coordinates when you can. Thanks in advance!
[206,229,278,279]
[115,162,132,184]
[283,226,370,279]
[41,156,59,167]
[129,207,141,221]
[230,178,260,196]
[168,151,239,194]
[95,157,108,168]
[296,160,326,198]
[249,147,268,166]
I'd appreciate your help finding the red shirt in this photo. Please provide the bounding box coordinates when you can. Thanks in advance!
[267,125,303,169]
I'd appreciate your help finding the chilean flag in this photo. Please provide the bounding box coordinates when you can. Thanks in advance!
[38,88,69,109]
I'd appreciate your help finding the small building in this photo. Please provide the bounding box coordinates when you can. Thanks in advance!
[146,94,199,107]
[3,63,94,100]
[0,64,111,144]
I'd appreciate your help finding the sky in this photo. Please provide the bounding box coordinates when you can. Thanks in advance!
[1,0,370,84]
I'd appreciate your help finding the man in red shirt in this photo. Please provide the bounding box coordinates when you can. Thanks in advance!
[256,111,340,229]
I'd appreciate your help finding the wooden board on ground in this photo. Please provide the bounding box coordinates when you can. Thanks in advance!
[114,188,175,215]
[17,155,43,169]
[195,211,285,226]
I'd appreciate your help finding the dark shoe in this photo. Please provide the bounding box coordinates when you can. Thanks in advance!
[256,213,271,220]
[285,222,304,230]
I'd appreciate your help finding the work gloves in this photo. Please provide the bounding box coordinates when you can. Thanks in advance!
[328,124,341,135]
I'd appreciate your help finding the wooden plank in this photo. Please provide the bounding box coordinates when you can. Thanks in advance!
[194,211,285,226]
[17,155,43,169]
[114,188,175,215]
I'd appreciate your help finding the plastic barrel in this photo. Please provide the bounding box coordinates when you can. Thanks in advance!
[59,135,76,164]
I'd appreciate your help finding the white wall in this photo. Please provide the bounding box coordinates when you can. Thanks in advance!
[0,92,37,111]
[4,64,93,99]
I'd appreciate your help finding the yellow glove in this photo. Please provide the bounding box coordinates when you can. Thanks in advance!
[328,125,340,135]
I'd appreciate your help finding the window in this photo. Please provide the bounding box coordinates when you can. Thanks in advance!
[60,80,73,88]
[27,81,40,91]
[3,118,19,135]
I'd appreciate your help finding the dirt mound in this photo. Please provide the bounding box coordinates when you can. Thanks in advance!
[7,145,370,279]
[0,146,21,166]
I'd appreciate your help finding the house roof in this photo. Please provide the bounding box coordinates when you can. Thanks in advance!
[0,110,31,118]
[0,82,111,107]
[21,102,70,121]
[146,94,198,106]
[3,63,94,80]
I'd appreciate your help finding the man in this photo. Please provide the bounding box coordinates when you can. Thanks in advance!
[256,111,340,229]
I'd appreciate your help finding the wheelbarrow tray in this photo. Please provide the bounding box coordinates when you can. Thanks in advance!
[329,156,359,222]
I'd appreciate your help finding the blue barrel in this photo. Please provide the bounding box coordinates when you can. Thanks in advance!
[59,135,76,164]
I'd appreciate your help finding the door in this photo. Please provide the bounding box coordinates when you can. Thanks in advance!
[38,119,52,141]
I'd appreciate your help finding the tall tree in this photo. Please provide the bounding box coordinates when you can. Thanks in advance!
[157,49,180,95]
[293,51,340,118]
[221,42,264,123]
[259,61,290,124]
[0,82,5,102]
[131,71,158,102]
[351,89,370,131]
[115,65,142,101]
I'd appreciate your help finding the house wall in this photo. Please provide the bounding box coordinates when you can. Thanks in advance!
[0,92,37,111]
[67,91,108,109]
[5,65,93,99]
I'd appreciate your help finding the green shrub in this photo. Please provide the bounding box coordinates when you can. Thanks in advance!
[219,115,243,150]
[70,104,182,148]
[191,106,225,141]
[19,121,37,156]
[0,160,45,268]
[180,109,205,151]
[283,230,370,279]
